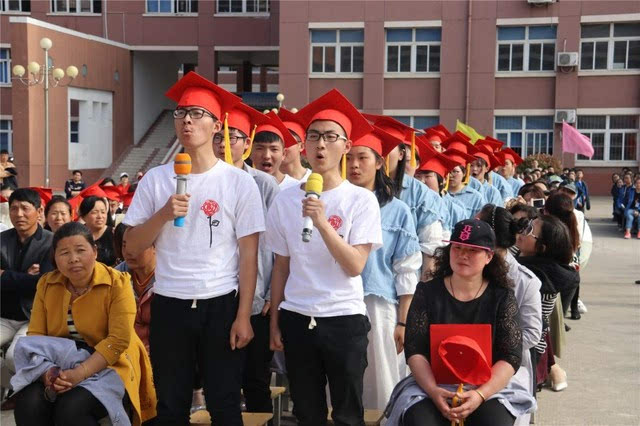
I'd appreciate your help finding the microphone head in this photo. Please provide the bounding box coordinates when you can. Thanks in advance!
[174,153,192,175]
[305,173,323,195]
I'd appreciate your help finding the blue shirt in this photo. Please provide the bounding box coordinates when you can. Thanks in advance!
[508,177,524,197]
[468,176,482,191]
[478,181,505,207]
[362,198,421,303]
[448,185,486,218]
[490,171,514,200]
[441,193,468,231]
[399,174,442,231]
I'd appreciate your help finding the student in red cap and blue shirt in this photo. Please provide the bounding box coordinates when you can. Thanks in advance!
[266,89,382,425]
[123,72,264,425]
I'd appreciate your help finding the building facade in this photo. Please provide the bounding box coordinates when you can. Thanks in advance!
[0,0,638,194]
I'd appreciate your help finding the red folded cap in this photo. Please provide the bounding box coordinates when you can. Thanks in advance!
[297,89,373,142]
[68,195,83,221]
[442,131,474,153]
[414,135,438,161]
[256,111,298,149]
[473,144,501,170]
[121,191,135,208]
[418,152,461,178]
[423,124,452,141]
[0,195,7,203]
[430,324,492,386]
[352,125,405,158]
[278,107,306,143]
[496,147,524,166]
[165,71,242,120]
[444,148,477,167]
[28,187,53,206]
[99,185,122,202]
[80,184,108,200]
[362,113,417,143]
[226,103,271,138]
[477,136,504,152]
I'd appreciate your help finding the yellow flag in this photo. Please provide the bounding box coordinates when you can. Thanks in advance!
[456,120,484,144]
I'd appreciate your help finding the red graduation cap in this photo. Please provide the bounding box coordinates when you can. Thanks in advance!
[418,152,461,178]
[0,195,7,203]
[362,113,416,143]
[68,195,83,221]
[496,147,524,166]
[473,144,501,170]
[256,111,298,149]
[430,324,492,386]
[444,148,476,167]
[80,184,108,200]
[121,191,135,208]
[297,89,373,142]
[441,131,474,153]
[99,185,122,202]
[352,125,405,158]
[278,107,306,142]
[165,71,242,120]
[423,124,452,141]
[414,135,438,161]
[28,187,53,207]
[477,136,504,152]
[226,103,270,138]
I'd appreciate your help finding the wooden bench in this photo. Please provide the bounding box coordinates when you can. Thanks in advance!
[190,410,273,426]
[327,408,385,426]
[270,386,286,426]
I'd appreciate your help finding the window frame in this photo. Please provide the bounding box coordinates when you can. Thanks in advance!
[0,119,12,153]
[496,25,557,73]
[51,0,99,14]
[0,0,30,13]
[215,0,269,14]
[580,22,640,71]
[310,29,364,75]
[146,0,198,14]
[385,27,442,75]
[0,48,10,86]
[576,114,639,163]
[494,115,555,158]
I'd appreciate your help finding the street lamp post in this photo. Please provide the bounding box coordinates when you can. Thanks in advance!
[12,37,78,187]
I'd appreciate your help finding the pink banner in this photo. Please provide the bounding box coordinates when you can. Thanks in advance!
[562,121,594,159]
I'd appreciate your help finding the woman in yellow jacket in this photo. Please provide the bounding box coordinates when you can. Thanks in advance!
[14,222,156,425]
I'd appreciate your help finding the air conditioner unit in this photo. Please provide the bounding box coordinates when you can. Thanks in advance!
[557,52,579,67]
[527,0,555,4]
[555,109,577,124]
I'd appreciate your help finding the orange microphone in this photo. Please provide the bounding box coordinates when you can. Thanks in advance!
[174,152,192,227]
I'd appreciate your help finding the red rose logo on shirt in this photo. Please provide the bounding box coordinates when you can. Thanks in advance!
[201,199,220,248]
[327,215,343,231]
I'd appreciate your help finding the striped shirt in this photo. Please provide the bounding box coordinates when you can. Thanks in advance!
[67,306,85,342]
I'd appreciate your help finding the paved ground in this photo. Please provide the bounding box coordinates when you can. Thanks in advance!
[2,196,639,425]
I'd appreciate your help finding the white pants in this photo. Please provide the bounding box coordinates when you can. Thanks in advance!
[1,318,29,374]
[363,295,406,410]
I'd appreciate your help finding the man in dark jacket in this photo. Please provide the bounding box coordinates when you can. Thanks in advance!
[1,188,54,374]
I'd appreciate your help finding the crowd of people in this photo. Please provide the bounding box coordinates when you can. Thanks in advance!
[0,71,611,426]
[611,169,640,239]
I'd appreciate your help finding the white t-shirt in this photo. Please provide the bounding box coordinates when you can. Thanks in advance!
[279,174,300,190]
[123,160,265,299]
[266,180,383,317]
[301,168,312,182]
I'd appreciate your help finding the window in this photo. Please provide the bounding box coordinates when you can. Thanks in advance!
[0,0,31,12]
[393,116,440,130]
[52,0,101,13]
[0,120,11,153]
[147,0,198,13]
[311,29,364,74]
[386,28,441,73]
[0,49,10,84]
[70,120,79,143]
[217,0,268,13]
[580,23,640,70]
[497,26,556,72]
[577,115,638,161]
[494,116,554,157]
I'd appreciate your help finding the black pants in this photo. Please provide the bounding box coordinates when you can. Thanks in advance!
[403,397,515,426]
[150,292,245,426]
[280,309,370,426]
[14,381,108,426]
[242,313,274,413]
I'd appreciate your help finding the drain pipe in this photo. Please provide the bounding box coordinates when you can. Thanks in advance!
[464,0,473,122]
[103,0,108,39]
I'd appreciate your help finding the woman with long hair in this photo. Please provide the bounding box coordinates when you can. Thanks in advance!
[346,127,422,410]
[386,219,522,426]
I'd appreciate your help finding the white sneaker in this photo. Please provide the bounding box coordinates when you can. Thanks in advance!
[577,299,588,314]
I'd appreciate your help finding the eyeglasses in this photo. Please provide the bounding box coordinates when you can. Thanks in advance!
[213,134,247,145]
[520,220,539,240]
[305,131,347,143]
[173,108,214,120]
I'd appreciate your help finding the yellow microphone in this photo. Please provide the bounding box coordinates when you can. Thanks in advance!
[302,173,323,243]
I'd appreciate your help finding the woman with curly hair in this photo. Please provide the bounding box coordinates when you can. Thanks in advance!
[386,219,523,426]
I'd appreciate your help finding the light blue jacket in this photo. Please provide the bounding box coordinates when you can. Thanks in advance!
[508,177,525,197]
[399,174,442,233]
[491,171,514,200]
[362,198,421,303]
[479,181,505,207]
[448,185,487,218]
[441,193,468,232]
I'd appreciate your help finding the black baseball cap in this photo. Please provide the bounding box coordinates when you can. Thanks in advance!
[444,219,496,251]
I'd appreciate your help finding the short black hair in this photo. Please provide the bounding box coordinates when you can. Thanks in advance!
[51,222,96,269]
[509,203,539,220]
[79,196,107,218]
[100,177,116,186]
[9,188,41,209]
[72,170,82,175]
[0,149,8,155]
[254,131,283,145]
[1,183,16,191]
[45,195,72,217]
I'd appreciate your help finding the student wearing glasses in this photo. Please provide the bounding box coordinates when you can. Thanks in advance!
[123,73,265,425]
[266,89,383,425]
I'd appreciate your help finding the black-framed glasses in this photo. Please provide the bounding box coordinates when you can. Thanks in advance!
[305,131,347,143]
[213,134,247,145]
[173,108,214,120]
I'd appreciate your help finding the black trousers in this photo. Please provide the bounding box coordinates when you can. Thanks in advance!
[242,313,274,413]
[403,397,515,426]
[14,381,108,426]
[150,291,245,426]
[280,309,370,426]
